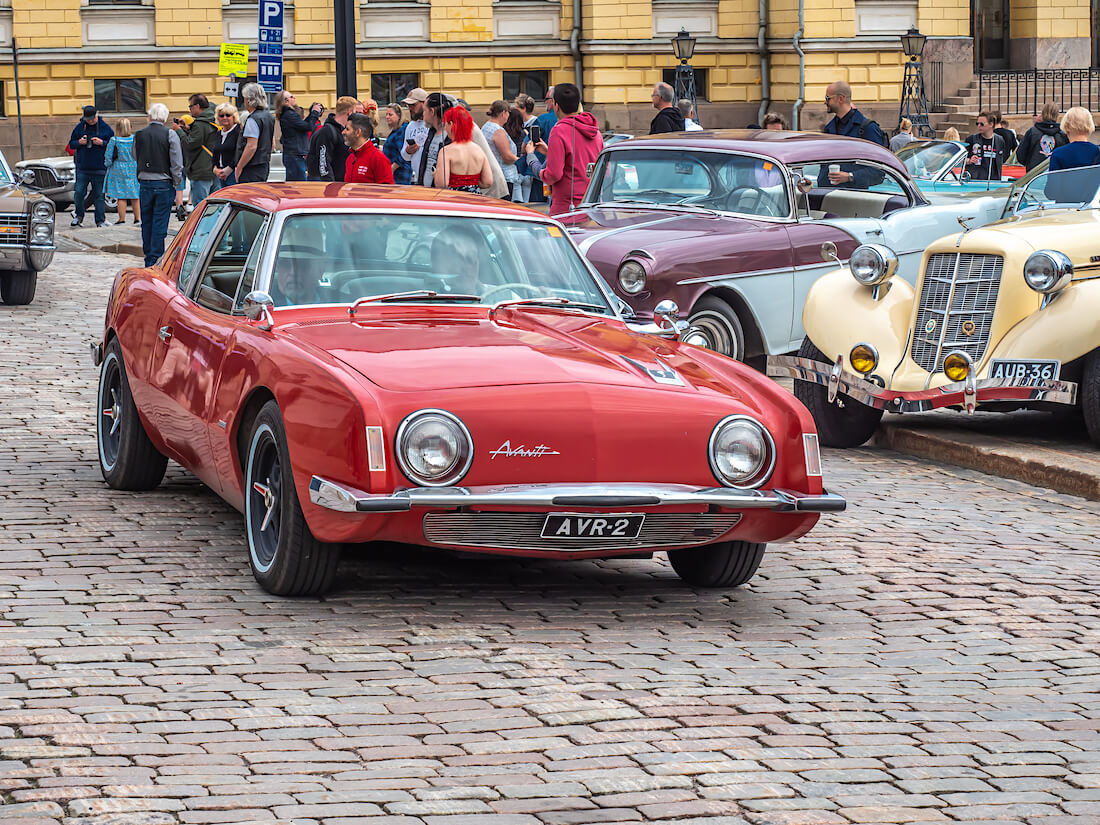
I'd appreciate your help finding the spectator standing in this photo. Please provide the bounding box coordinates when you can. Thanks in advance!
[991,110,1019,160]
[415,92,453,188]
[528,87,558,203]
[435,107,492,193]
[103,118,140,225]
[133,103,182,267]
[515,94,537,128]
[762,112,787,130]
[525,83,604,216]
[1048,107,1099,170]
[400,88,430,183]
[482,100,520,199]
[1017,102,1068,171]
[943,126,961,141]
[679,100,703,131]
[68,105,114,227]
[822,80,885,145]
[274,90,322,181]
[175,94,219,211]
[650,83,685,134]
[211,103,240,191]
[307,96,358,181]
[343,113,394,183]
[235,83,276,184]
[890,118,915,152]
[965,111,1006,181]
[382,104,413,184]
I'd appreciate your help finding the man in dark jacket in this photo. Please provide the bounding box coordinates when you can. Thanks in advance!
[176,94,218,212]
[1017,102,1069,171]
[275,90,323,181]
[134,103,183,267]
[234,83,276,184]
[649,83,685,134]
[822,81,885,145]
[306,96,357,181]
[68,105,114,227]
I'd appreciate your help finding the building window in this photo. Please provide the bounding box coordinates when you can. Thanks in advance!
[94,79,146,113]
[371,73,419,106]
[662,68,709,102]
[502,71,549,102]
[87,0,144,4]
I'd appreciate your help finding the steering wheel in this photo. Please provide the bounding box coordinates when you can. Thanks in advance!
[481,283,546,303]
[725,185,781,217]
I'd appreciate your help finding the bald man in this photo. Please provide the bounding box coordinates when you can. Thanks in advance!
[822,80,884,147]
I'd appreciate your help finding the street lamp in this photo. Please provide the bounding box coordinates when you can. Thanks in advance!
[671,28,700,128]
[898,26,934,138]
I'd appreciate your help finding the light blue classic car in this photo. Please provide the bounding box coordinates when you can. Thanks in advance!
[896,139,1027,194]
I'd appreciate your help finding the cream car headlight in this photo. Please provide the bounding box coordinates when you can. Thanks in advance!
[708,415,776,489]
[395,409,473,487]
[31,223,52,243]
[1023,250,1072,294]
[849,243,898,287]
[32,202,53,221]
[617,260,647,294]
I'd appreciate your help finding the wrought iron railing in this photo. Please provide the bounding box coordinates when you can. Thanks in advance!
[979,68,1100,116]
[927,61,945,110]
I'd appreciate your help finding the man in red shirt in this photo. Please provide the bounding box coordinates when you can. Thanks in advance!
[343,113,394,184]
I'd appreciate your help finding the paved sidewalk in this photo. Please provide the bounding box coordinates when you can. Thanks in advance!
[58,215,181,258]
[876,411,1100,502]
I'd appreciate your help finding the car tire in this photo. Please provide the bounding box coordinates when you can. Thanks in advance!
[0,270,36,305]
[688,295,746,361]
[793,338,884,448]
[668,540,766,587]
[97,338,168,490]
[245,401,341,597]
[1082,348,1100,446]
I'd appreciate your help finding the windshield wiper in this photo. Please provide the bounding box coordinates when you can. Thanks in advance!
[348,290,481,316]
[489,297,611,318]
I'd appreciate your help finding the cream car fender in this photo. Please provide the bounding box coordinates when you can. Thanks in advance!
[801,266,916,372]
[992,279,1100,366]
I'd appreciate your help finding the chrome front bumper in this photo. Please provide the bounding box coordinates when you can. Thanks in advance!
[768,355,1078,412]
[310,477,846,514]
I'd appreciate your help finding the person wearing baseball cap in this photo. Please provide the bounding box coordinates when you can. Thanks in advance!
[68,105,114,227]
[400,88,430,182]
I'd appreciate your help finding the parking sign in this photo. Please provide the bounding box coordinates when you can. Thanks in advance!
[257,0,283,93]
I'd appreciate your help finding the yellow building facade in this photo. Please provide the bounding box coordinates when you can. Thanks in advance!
[0,0,1093,156]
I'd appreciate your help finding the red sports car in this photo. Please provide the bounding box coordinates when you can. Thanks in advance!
[92,183,844,596]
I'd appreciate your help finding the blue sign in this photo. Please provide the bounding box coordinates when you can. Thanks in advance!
[257,0,283,93]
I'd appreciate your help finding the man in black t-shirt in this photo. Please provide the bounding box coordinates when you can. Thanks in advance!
[965,112,1006,181]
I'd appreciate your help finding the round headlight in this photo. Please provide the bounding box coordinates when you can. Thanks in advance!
[849,244,898,287]
[617,260,647,294]
[943,350,973,383]
[708,415,776,489]
[1023,250,1072,294]
[849,343,878,375]
[32,202,53,220]
[31,223,52,243]
[395,409,473,487]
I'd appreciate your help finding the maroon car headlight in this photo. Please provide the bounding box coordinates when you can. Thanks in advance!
[395,409,473,487]
[617,260,647,294]
[708,415,776,489]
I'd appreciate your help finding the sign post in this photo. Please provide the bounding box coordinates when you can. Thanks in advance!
[257,0,284,94]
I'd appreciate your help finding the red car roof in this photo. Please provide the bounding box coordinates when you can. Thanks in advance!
[609,129,911,178]
[210,182,544,216]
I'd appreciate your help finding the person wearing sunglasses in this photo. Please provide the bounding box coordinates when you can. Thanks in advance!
[211,104,240,191]
[965,112,1006,182]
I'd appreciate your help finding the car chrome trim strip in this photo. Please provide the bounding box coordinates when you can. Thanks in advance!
[767,355,1079,411]
[309,476,846,514]
[575,214,686,254]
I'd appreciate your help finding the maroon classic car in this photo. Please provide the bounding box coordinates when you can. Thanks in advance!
[563,130,1006,362]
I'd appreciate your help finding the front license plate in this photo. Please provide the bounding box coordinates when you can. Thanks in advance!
[989,359,1060,383]
[541,513,645,540]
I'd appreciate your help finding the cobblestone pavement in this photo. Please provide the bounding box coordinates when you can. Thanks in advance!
[2,251,1099,825]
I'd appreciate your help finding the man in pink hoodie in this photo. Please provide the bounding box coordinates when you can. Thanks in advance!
[524,83,603,216]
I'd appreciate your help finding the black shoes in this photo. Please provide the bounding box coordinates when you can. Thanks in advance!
[176,204,187,222]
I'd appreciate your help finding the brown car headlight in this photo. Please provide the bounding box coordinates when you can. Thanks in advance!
[617,260,647,294]
[32,202,53,221]
[396,409,473,487]
[1023,250,1072,294]
[849,244,898,287]
[708,415,776,489]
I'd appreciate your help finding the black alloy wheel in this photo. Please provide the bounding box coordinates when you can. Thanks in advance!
[96,338,167,490]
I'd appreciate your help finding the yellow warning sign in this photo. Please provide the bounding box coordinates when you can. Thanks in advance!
[218,43,249,77]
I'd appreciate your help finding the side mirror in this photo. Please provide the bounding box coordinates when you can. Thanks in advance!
[797,176,814,195]
[585,162,595,177]
[654,299,679,332]
[820,240,840,265]
[242,290,275,331]
[19,169,35,186]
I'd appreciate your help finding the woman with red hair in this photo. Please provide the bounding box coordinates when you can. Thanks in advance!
[434,106,493,194]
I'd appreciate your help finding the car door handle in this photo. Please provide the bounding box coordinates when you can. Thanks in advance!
[158,326,172,343]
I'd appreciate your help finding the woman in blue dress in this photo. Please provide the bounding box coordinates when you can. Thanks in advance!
[103,118,140,225]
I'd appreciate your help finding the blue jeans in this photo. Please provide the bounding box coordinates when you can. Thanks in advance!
[139,179,175,268]
[210,171,236,191]
[74,170,106,224]
[283,152,307,181]
[189,178,214,207]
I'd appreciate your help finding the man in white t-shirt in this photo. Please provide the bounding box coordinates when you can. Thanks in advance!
[400,88,430,184]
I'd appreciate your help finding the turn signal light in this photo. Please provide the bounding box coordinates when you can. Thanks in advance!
[849,343,878,375]
[943,351,972,383]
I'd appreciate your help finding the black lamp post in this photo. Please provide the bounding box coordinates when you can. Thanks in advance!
[671,28,700,128]
[899,26,934,138]
[334,0,357,98]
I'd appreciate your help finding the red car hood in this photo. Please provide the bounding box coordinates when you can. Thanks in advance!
[279,305,754,402]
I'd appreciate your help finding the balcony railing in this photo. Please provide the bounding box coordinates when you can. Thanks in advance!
[978,68,1100,116]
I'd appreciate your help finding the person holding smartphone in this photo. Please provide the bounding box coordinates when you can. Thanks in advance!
[68,105,115,227]
[400,88,430,184]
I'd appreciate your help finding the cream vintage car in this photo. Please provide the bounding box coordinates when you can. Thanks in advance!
[768,165,1098,447]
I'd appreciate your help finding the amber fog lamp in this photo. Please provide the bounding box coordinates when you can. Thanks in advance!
[943,350,973,383]
[849,343,878,375]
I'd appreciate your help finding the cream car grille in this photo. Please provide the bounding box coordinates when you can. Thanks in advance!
[422,512,742,552]
[910,252,1003,373]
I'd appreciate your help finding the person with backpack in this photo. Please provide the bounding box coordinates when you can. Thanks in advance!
[819,81,885,189]
[175,94,219,212]
[1017,102,1070,171]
